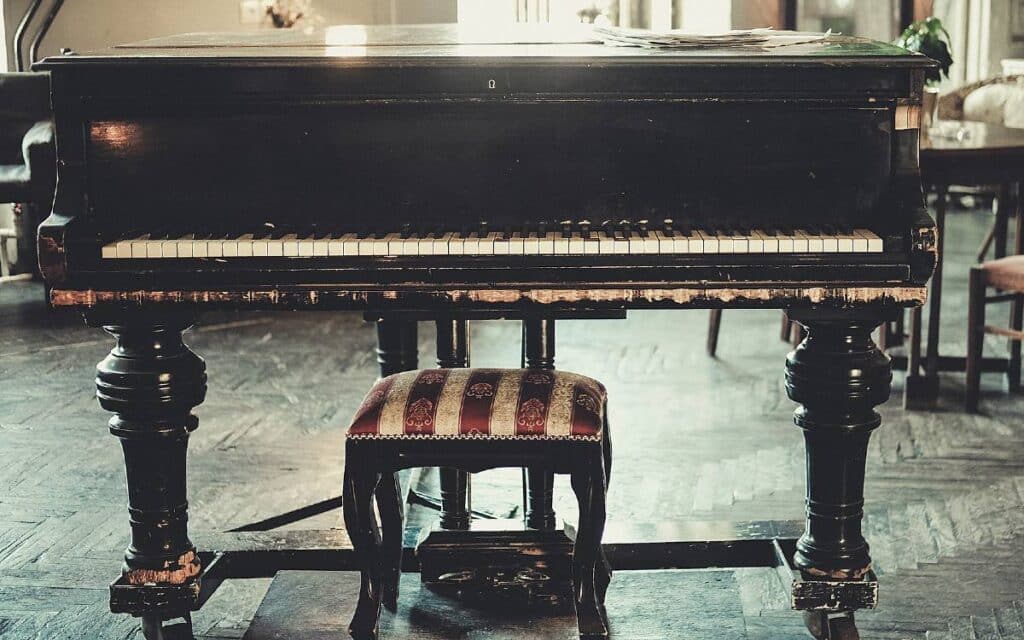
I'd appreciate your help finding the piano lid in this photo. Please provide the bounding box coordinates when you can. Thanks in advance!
[37,23,931,65]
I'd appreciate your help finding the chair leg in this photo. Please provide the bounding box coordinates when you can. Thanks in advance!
[0,233,11,278]
[966,267,987,413]
[780,311,792,342]
[571,448,609,639]
[1010,294,1023,392]
[374,472,404,611]
[343,454,384,640]
[707,309,722,357]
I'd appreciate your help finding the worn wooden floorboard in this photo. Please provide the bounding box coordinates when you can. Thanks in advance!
[0,205,1022,638]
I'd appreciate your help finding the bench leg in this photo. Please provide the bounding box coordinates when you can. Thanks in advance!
[375,472,404,611]
[596,414,613,604]
[571,447,609,639]
[524,318,558,530]
[343,450,384,640]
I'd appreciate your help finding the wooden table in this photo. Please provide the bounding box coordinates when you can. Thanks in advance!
[903,120,1024,408]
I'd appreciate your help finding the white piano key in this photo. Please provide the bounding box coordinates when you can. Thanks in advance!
[684,231,703,254]
[373,236,390,256]
[524,234,541,255]
[669,231,689,254]
[282,234,300,257]
[776,232,795,253]
[850,229,869,253]
[357,235,376,256]
[697,230,718,254]
[510,232,526,255]
[821,233,839,253]
[753,230,777,253]
[747,231,764,254]
[462,234,479,255]
[479,232,499,255]
[115,237,134,258]
[583,233,600,255]
[597,232,615,255]
[145,238,164,258]
[568,232,585,255]
[802,230,823,253]
[341,233,359,256]
[252,235,270,257]
[714,231,735,254]
[729,232,748,254]
[858,229,884,252]
[237,233,255,257]
[493,233,510,255]
[791,230,809,253]
[539,232,556,255]
[627,234,644,255]
[653,230,670,253]
[205,236,224,258]
[191,237,208,257]
[611,234,629,254]
[295,236,314,257]
[449,233,465,256]
[267,236,285,257]
[222,234,239,257]
[313,235,331,257]
[101,242,118,259]
[175,235,195,258]
[130,234,151,258]
[433,232,453,256]
[161,239,179,259]
[327,235,344,256]
[642,234,659,254]
[553,233,570,255]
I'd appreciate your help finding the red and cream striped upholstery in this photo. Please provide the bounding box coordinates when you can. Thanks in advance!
[347,368,606,441]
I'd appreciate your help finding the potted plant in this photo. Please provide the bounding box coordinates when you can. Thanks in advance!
[896,16,954,125]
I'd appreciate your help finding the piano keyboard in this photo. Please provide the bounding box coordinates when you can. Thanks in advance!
[100,222,885,259]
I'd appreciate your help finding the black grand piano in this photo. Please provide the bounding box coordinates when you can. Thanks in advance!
[29,23,933,639]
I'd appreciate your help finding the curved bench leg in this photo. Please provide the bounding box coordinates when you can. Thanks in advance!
[596,412,612,604]
[571,446,609,639]
[375,472,404,611]
[343,449,384,640]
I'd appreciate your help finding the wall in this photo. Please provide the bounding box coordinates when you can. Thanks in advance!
[4,0,456,64]
[983,0,1024,76]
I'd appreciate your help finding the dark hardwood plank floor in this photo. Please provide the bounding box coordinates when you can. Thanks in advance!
[1,203,1022,639]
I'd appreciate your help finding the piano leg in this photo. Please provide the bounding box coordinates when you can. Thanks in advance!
[523,318,557,531]
[93,316,207,638]
[373,318,417,609]
[785,311,891,639]
[436,319,471,530]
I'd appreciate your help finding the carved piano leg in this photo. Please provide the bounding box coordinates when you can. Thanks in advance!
[373,318,417,609]
[437,319,471,530]
[94,316,207,639]
[785,311,891,640]
[523,318,557,531]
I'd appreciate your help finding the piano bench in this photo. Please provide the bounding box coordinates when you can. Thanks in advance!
[343,367,612,640]
[966,257,1024,412]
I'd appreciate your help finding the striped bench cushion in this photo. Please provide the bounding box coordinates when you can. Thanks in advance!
[347,368,606,440]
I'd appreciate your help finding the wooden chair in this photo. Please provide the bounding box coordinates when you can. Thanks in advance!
[966,256,1024,412]
[342,367,612,639]
[706,309,803,357]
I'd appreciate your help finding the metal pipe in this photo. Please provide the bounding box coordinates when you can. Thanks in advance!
[29,0,67,67]
[13,0,45,71]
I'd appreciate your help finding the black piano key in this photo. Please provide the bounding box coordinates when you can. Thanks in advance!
[502,226,513,240]
[637,220,650,237]
[561,221,572,238]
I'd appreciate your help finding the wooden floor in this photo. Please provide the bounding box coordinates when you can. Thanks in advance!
[2,204,1024,639]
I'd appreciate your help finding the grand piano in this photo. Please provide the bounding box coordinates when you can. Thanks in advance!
[30,23,933,639]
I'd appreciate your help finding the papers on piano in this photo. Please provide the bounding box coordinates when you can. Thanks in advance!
[593,26,831,50]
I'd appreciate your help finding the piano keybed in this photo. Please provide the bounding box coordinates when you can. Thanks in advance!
[101,220,886,260]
